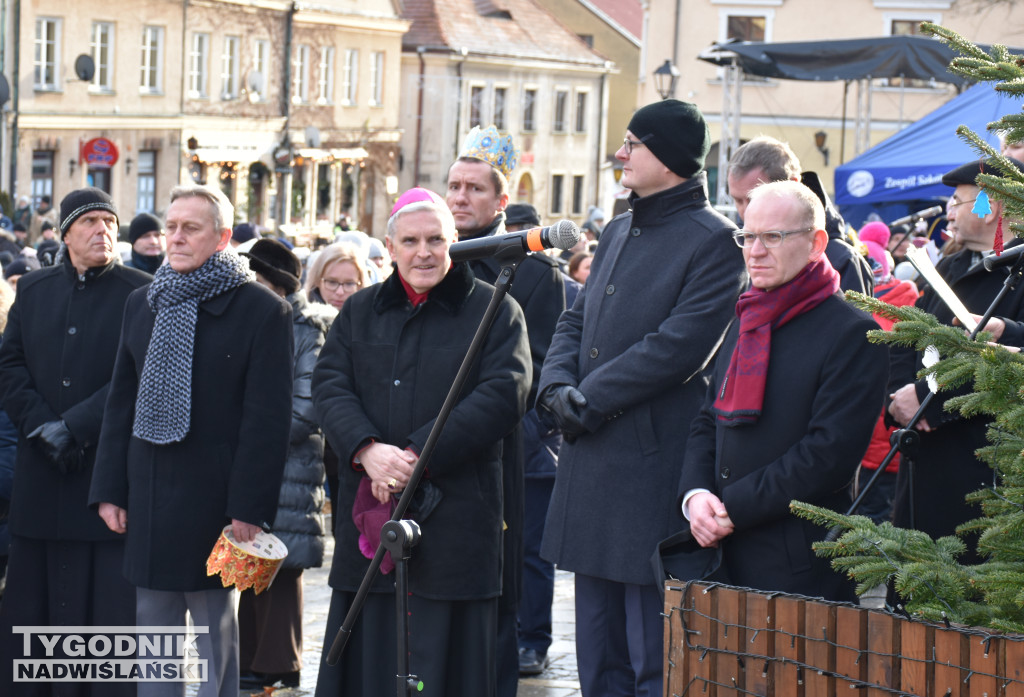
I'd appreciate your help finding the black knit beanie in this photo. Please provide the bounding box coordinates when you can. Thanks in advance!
[128,213,162,245]
[242,238,302,295]
[59,187,118,237]
[627,100,710,179]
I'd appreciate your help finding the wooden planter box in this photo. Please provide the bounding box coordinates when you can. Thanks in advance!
[665,581,1024,696]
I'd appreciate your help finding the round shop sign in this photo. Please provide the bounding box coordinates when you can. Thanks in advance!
[845,170,874,199]
[82,137,119,168]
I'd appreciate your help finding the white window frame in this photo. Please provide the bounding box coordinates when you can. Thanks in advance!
[550,172,565,215]
[318,46,335,104]
[342,49,358,106]
[553,88,569,134]
[369,51,384,107]
[90,21,114,93]
[253,39,270,101]
[34,18,61,91]
[571,174,585,216]
[220,35,240,100]
[522,86,538,133]
[188,32,210,99]
[140,26,164,94]
[574,89,589,134]
[136,151,157,214]
[469,83,485,128]
[715,8,774,82]
[493,85,508,131]
[293,44,310,104]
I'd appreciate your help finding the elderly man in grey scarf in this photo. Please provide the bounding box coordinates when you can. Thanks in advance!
[90,184,293,697]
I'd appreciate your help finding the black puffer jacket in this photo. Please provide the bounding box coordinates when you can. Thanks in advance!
[274,293,335,569]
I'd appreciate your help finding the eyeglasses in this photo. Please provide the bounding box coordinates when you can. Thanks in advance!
[733,228,814,249]
[622,138,645,156]
[948,196,978,210]
[321,279,361,293]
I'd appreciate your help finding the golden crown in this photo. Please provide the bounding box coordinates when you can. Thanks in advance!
[459,126,519,179]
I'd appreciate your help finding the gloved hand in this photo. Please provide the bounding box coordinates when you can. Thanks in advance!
[30,420,84,474]
[537,385,588,442]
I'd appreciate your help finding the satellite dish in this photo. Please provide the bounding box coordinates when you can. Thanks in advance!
[305,126,321,149]
[74,55,95,82]
[246,71,265,94]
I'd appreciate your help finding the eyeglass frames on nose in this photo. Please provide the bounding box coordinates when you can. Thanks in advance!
[321,279,360,293]
[733,228,814,249]
[948,196,978,210]
[622,138,645,156]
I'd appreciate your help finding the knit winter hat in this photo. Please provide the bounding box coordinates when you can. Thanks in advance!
[232,222,259,244]
[858,221,891,281]
[128,213,162,245]
[242,238,302,295]
[59,187,117,237]
[627,100,710,179]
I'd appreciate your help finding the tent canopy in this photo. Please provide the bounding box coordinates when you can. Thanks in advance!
[833,84,1022,205]
[698,35,984,84]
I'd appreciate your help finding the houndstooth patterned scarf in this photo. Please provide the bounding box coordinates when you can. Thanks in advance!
[133,250,254,444]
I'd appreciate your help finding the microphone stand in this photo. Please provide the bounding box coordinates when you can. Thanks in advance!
[827,250,1024,542]
[326,254,524,697]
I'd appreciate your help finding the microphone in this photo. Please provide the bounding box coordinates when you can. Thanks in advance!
[888,206,944,229]
[449,220,581,263]
[983,244,1024,271]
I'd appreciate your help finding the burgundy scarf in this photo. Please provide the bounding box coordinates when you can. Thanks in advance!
[713,256,840,425]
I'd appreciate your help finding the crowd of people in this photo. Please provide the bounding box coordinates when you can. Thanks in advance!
[0,98,1019,697]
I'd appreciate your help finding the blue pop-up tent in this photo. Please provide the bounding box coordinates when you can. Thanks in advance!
[835,84,1023,206]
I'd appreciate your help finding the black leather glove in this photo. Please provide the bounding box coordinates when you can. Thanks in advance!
[30,420,84,474]
[537,385,588,442]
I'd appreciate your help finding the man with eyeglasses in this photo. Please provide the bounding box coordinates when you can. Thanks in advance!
[727,135,874,294]
[537,100,745,697]
[887,157,1024,562]
[680,180,886,601]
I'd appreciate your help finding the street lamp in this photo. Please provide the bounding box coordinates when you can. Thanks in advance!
[653,60,679,100]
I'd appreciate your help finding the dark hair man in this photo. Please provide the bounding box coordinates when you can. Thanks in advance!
[537,100,747,697]
[681,180,887,600]
[0,187,151,694]
[728,135,874,294]
[125,212,166,274]
[445,126,567,687]
[90,184,293,697]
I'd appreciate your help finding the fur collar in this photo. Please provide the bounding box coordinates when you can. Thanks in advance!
[373,261,476,315]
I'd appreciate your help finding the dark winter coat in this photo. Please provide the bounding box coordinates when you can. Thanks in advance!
[0,257,151,540]
[463,213,566,610]
[889,242,1024,560]
[312,262,531,600]
[275,293,334,570]
[680,294,888,600]
[538,175,748,585]
[89,281,293,591]
[801,171,874,295]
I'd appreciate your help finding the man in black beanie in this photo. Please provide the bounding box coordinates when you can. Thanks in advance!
[537,100,747,697]
[125,212,166,274]
[0,186,151,694]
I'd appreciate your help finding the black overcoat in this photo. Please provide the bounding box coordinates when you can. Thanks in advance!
[0,257,151,540]
[538,175,748,585]
[889,243,1024,558]
[312,263,531,600]
[680,294,888,600]
[89,281,293,591]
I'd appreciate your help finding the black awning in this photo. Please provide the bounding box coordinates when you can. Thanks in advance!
[698,35,996,85]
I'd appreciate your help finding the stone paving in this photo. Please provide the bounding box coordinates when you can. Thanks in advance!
[239,532,581,697]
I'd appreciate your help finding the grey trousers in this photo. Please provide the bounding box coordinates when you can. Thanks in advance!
[135,586,239,697]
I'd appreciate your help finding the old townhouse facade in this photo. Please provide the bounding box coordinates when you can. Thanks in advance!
[398,0,613,228]
[640,0,1024,208]
[7,0,407,239]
